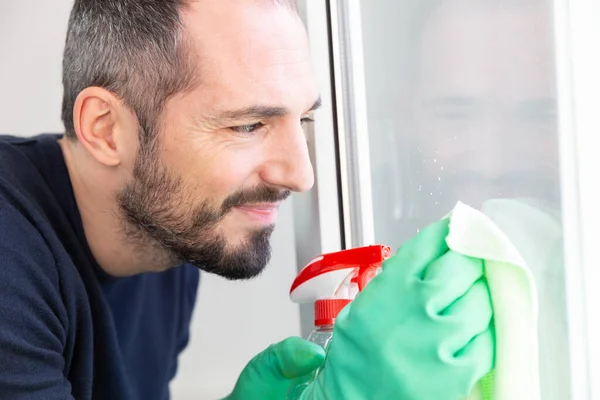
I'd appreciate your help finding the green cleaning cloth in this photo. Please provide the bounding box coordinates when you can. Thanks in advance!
[447,201,541,400]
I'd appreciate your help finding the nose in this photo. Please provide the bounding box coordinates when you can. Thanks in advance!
[258,123,314,192]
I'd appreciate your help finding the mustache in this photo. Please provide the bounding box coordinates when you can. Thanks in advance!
[221,186,291,214]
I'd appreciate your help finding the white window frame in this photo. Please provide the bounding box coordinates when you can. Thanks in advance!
[553,0,600,398]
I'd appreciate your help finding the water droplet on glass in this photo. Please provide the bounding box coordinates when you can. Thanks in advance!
[434,159,437,163]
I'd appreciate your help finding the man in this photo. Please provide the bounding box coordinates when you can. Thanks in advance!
[0,0,493,399]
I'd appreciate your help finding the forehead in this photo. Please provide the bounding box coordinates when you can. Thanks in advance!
[181,0,317,110]
[416,1,556,99]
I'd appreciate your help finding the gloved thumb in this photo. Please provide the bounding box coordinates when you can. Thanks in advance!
[223,336,325,400]
[271,336,326,378]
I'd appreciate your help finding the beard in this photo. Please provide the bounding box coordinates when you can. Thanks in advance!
[116,137,290,280]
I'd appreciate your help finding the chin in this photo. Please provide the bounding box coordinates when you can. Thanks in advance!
[223,223,275,245]
[181,224,275,281]
[220,232,256,251]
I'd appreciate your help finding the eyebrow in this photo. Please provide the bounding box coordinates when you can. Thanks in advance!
[211,97,322,122]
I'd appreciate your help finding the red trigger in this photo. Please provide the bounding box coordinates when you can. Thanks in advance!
[358,266,379,292]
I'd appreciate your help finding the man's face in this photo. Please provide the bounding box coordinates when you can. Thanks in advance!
[118,1,318,279]
[412,1,559,211]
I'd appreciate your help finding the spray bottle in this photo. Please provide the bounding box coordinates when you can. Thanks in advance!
[287,244,392,399]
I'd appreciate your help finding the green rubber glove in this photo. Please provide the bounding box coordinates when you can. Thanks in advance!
[301,218,495,400]
[222,336,326,400]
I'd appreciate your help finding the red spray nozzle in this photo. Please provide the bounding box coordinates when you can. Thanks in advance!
[289,244,392,304]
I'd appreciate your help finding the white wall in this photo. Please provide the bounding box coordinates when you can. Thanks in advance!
[0,2,302,398]
[0,1,69,135]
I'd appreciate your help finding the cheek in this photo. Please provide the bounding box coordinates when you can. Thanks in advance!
[115,112,144,182]
[157,111,268,201]
[203,167,251,195]
[182,147,267,202]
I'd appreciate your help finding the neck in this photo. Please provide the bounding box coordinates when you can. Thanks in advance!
[59,138,173,277]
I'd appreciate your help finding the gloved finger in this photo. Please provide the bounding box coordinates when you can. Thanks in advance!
[384,217,450,279]
[271,337,326,379]
[442,279,493,358]
[224,337,325,400]
[422,252,484,315]
[454,325,496,387]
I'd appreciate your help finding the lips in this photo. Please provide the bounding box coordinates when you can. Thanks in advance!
[234,203,281,224]
[237,203,280,211]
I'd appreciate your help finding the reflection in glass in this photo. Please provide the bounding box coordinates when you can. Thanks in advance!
[361,0,568,398]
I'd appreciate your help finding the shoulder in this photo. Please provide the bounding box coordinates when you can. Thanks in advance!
[0,181,66,309]
[0,180,75,398]
[0,135,55,203]
[0,198,70,343]
[0,135,41,168]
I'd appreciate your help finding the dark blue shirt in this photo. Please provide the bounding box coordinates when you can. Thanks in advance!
[0,134,200,400]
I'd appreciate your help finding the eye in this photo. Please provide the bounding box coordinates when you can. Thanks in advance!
[301,116,315,125]
[230,122,265,134]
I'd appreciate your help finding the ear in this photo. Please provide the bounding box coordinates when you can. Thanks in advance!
[72,87,137,167]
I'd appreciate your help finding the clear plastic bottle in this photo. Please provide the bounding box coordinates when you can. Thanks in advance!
[306,323,335,350]
[288,299,351,400]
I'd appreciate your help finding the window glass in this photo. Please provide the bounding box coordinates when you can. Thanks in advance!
[360,1,568,398]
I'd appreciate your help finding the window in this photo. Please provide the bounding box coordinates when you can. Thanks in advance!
[299,0,600,397]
